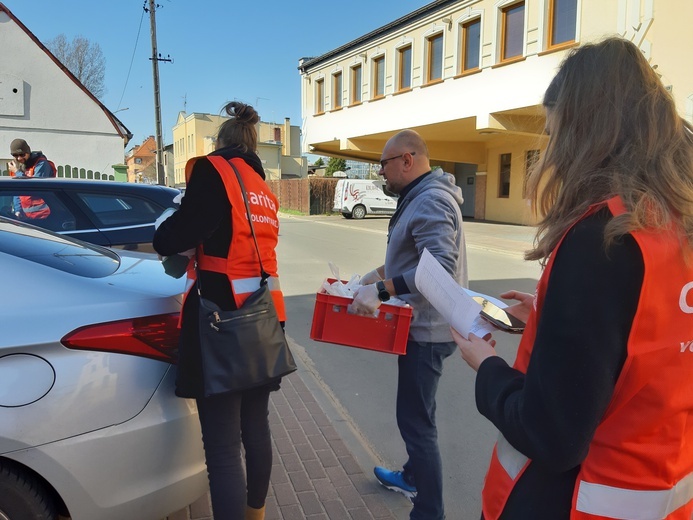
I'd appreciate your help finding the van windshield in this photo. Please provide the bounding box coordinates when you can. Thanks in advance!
[383,185,398,198]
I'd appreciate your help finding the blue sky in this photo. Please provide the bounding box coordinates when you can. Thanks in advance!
[5,0,426,150]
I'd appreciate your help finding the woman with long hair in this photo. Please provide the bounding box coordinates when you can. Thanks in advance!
[454,37,693,519]
[154,101,284,520]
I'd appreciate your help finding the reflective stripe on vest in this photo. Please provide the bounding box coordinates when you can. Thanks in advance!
[480,435,531,520]
[496,434,529,480]
[21,196,50,218]
[232,276,281,295]
[196,254,286,320]
[23,203,48,214]
[575,471,693,520]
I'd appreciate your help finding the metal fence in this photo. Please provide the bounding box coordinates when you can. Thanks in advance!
[0,164,115,181]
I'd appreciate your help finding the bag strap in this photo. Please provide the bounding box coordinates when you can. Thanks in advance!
[226,160,269,282]
[196,157,270,298]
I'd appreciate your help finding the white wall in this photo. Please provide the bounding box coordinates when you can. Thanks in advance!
[0,11,126,176]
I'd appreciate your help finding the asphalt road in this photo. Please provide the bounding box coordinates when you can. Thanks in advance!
[276,214,541,520]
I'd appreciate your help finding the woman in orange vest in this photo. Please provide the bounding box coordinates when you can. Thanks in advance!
[453,38,693,519]
[153,101,285,520]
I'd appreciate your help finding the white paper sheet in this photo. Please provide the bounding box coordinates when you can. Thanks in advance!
[414,248,484,338]
[468,315,498,338]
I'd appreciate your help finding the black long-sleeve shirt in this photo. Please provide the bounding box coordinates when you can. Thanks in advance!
[477,208,644,519]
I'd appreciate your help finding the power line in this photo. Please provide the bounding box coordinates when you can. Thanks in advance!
[116,7,146,111]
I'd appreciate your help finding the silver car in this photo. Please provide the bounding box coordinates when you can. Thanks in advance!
[0,217,207,520]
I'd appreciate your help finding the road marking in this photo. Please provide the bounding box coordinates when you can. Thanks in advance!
[280,214,388,236]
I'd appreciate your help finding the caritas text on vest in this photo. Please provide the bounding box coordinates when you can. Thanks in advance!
[249,191,276,212]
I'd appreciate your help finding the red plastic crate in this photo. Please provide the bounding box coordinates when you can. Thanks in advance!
[310,279,412,355]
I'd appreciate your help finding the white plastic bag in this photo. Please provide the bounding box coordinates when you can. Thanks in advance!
[321,263,408,307]
[322,274,362,298]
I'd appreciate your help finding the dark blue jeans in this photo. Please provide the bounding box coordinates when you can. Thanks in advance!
[196,386,273,518]
[397,339,457,520]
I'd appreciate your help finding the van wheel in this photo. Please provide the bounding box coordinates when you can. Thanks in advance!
[342,213,353,219]
[352,205,366,220]
[0,460,57,520]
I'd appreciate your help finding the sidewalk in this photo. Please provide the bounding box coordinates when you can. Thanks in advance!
[164,344,410,520]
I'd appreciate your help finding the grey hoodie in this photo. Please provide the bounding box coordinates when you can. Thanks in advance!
[385,168,468,343]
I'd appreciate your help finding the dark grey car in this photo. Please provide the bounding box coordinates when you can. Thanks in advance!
[0,178,180,251]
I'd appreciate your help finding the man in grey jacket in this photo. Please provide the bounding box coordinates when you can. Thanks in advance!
[351,129,467,520]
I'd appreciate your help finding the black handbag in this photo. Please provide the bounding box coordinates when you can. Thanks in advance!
[197,161,296,397]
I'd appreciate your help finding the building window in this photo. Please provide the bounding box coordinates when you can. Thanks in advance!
[501,2,525,61]
[499,153,512,198]
[135,157,142,164]
[351,64,362,104]
[373,56,385,99]
[332,71,342,109]
[548,0,577,48]
[461,18,481,72]
[427,33,444,83]
[398,45,412,91]
[523,150,540,198]
[274,128,281,142]
[316,78,325,114]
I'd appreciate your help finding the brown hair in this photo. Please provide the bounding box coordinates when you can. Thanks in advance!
[525,37,693,264]
[216,101,259,153]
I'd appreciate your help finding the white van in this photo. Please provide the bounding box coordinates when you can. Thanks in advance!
[333,179,398,219]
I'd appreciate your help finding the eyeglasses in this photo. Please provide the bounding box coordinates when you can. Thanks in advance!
[11,153,26,159]
[379,151,416,169]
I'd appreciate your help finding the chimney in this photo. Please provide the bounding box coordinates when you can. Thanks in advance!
[283,118,291,156]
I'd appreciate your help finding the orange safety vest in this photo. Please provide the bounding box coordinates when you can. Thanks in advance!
[19,195,50,219]
[11,157,56,218]
[184,155,286,321]
[482,196,693,520]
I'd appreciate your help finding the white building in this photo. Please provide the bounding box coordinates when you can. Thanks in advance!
[0,4,130,180]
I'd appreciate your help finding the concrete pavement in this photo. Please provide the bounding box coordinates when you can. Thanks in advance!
[463,219,536,258]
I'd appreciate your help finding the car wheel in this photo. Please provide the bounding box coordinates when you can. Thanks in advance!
[0,461,57,520]
[352,205,366,220]
[342,212,353,219]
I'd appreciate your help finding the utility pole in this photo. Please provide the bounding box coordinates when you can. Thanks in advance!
[146,0,172,185]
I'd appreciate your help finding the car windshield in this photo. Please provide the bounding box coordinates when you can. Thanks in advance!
[0,217,119,278]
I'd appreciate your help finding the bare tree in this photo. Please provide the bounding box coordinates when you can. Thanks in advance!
[46,34,106,99]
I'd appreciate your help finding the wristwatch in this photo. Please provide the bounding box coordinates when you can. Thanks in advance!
[376,280,390,302]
